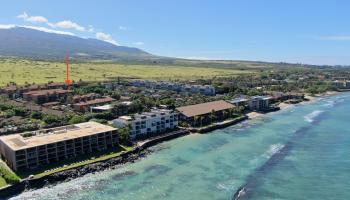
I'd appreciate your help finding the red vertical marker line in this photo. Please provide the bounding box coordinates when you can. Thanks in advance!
[65,54,71,86]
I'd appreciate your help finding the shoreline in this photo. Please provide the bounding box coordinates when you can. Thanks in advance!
[0,91,342,198]
[0,129,190,198]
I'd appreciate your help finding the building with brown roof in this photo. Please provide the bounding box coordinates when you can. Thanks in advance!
[72,93,100,103]
[176,100,236,127]
[23,89,72,104]
[0,122,118,171]
[73,97,115,112]
[0,82,72,99]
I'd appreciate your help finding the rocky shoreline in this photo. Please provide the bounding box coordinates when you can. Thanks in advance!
[0,129,190,199]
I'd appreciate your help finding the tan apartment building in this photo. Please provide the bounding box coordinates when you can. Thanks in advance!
[0,122,118,171]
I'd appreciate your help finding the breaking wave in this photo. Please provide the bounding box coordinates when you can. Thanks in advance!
[263,143,285,159]
[304,110,324,122]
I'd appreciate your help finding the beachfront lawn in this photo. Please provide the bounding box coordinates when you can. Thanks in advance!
[17,145,134,179]
[0,160,21,187]
[0,177,6,188]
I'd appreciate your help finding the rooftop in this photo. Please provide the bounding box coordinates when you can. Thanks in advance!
[23,89,71,96]
[91,104,113,111]
[229,97,249,103]
[74,97,115,106]
[0,122,117,151]
[176,100,235,117]
[251,96,272,100]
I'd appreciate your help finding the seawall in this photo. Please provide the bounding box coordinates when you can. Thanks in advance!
[0,129,189,199]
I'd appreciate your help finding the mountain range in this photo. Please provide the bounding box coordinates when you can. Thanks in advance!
[0,26,331,69]
[0,26,155,61]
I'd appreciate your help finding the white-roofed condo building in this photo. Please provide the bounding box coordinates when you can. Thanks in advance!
[111,109,178,140]
[0,122,118,171]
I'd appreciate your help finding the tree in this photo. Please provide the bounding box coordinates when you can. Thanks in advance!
[118,125,131,146]
[68,115,86,124]
[30,111,43,120]
[43,115,61,125]
[199,116,204,127]
[223,110,228,119]
[193,116,199,127]
[210,110,216,124]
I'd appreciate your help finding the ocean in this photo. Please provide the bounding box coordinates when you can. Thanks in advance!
[9,93,350,200]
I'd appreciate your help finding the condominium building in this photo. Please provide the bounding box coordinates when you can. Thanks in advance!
[248,96,272,111]
[0,122,118,171]
[132,80,216,96]
[0,82,74,99]
[111,109,178,139]
[333,80,350,89]
[229,97,249,107]
[23,89,72,104]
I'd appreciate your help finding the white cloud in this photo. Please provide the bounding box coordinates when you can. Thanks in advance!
[88,25,94,32]
[184,56,211,60]
[21,25,75,36]
[96,32,119,45]
[316,35,350,41]
[49,20,86,32]
[0,24,16,29]
[119,26,127,31]
[0,24,74,35]
[133,41,144,45]
[17,12,48,23]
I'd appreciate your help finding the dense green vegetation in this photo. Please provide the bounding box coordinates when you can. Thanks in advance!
[0,161,20,187]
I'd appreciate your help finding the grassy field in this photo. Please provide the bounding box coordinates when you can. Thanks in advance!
[0,58,258,86]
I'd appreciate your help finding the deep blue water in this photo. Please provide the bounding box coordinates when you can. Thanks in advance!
[10,93,350,200]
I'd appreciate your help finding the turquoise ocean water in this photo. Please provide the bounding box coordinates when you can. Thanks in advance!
[9,93,350,200]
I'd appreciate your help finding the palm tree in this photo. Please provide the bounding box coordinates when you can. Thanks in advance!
[210,109,216,124]
[223,110,228,119]
[199,116,204,127]
[193,116,199,127]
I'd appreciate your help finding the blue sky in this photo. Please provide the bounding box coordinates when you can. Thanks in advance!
[0,0,349,65]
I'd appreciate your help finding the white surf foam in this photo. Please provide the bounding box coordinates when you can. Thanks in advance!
[263,143,285,159]
[323,100,335,107]
[304,110,324,122]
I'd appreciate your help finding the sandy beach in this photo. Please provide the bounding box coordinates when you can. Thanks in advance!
[246,112,264,119]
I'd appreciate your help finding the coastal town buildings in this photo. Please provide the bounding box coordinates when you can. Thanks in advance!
[0,82,73,99]
[229,97,249,107]
[111,109,178,139]
[0,122,118,171]
[73,97,115,112]
[247,96,272,111]
[333,80,350,89]
[132,80,216,96]
[23,89,72,104]
[176,100,236,127]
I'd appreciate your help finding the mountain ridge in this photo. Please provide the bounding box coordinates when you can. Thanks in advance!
[0,27,155,61]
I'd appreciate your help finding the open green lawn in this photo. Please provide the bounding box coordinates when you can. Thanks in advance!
[0,177,7,188]
[0,58,256,86]
[0,160,20,187]
[16,145,133,179]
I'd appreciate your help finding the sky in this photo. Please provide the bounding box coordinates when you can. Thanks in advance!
[0,0,349,65]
